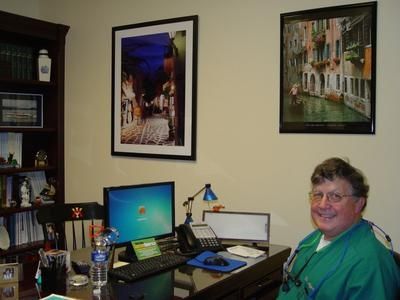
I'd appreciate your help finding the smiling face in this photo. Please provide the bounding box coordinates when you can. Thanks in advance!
[311,178,365,240]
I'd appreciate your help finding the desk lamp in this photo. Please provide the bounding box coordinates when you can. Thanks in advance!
[183,184,218,224]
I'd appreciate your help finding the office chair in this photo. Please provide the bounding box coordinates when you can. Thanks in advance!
[36,202,104,250]
[393,251,400,268]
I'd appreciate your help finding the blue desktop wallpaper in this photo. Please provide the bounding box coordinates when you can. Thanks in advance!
[108,184,173,244]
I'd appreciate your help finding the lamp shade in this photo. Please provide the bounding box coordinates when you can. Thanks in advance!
[203,184,218,201]
[183,183,218,224]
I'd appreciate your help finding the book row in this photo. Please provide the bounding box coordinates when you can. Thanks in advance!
[0,210,44,247]
[0,42,34,80]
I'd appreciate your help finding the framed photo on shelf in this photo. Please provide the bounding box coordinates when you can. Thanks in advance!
[111,15,198,160]
[0,263,18,284]
[279,2,377,134]
[0,92,43,128]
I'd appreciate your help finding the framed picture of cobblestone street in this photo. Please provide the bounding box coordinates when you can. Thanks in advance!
[279,2,377,134]
[112,16,198,159]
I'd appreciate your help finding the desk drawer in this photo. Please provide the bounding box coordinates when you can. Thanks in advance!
[242,268,282,299]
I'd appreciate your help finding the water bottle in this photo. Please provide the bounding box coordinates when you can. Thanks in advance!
[90,236,108,287]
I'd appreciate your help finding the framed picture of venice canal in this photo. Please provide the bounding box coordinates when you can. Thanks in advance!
[279,2,377,134]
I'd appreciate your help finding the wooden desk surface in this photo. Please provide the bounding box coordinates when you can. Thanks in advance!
[15,244,290,300]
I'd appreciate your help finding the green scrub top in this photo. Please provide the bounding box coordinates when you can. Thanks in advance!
[277,219,400,299]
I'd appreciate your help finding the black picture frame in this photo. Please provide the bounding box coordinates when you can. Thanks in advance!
[111,15,198,160]
[0,92,43,128]
[279,2,377,134]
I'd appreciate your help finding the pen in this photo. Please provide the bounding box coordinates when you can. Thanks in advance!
[55,232,59,250]
[38,248,49,268]
[35,261,41,280]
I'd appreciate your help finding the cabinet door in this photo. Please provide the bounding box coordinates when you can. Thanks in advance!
[242,268,282,299]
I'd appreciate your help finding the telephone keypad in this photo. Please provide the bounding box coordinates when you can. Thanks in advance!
[199,237,221,249]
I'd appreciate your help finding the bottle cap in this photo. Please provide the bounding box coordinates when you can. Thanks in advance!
[102,227,119,245]
[39,49,49,55]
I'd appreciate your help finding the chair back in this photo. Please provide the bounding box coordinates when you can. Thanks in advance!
[394,251,400,268]
[36,202,104,250]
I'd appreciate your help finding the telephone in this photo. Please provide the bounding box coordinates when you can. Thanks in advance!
[176,223,224,254]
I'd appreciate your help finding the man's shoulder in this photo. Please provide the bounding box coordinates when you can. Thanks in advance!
[348,229,398,272]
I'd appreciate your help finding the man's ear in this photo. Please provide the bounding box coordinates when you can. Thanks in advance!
[354,197,366,213]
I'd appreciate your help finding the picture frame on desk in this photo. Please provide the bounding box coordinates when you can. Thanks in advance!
[0,92,43,128]
[0,283,18,300]
[279,2,377,134]
[111,15,198,160]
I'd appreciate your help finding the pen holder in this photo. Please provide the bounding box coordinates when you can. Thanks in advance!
[41,265,67,292]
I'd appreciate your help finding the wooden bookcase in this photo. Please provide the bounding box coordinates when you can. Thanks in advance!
[0,10,69,259]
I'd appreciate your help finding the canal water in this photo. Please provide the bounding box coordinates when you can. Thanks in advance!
[283,94,369,123]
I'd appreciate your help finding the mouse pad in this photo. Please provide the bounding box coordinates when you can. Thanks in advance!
[187,251,247,272]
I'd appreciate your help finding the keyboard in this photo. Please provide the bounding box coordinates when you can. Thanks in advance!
[108,252,189,282]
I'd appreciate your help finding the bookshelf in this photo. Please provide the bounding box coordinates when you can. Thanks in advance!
[0,10,69,260]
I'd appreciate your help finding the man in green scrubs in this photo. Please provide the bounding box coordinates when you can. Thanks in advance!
[278,158,400,299]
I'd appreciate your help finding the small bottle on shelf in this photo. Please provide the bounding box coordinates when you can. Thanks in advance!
[37,49,51,82]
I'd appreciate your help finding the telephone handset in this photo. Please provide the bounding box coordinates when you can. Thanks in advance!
[176,223,224,254]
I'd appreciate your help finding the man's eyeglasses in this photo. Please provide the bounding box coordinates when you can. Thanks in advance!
[309,191,354,203]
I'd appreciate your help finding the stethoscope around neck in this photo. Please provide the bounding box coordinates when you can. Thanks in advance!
[281,219,393,299]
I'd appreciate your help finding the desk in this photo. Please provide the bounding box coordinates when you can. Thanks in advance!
[17,244,290,300]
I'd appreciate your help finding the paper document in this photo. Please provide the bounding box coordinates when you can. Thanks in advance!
[227,245,266,258]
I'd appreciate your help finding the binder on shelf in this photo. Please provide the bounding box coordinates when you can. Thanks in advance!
[0,176,6,207]
[2,211,44,247]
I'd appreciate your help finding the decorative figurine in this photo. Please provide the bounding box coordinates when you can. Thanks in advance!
[20,177,32,207]
[7,152,14,164]
[40,177,56,203]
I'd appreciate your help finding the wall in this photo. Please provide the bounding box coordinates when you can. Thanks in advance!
[1,0,399,251]
[0,0,40,18]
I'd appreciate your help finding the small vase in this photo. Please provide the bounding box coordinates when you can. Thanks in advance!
[38,49,51,82]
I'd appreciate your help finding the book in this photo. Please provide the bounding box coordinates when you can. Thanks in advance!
[0,176,6,207]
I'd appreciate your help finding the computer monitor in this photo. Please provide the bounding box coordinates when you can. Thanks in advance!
[104,181,175,261]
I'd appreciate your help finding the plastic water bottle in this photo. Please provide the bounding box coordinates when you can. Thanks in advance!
[90,236,108,287]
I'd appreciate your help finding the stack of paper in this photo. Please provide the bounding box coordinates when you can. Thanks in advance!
[227,245,266,258]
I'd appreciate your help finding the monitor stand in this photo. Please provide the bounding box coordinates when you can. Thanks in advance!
[118,243,138,263]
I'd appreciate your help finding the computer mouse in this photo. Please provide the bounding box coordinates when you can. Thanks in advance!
[203,255,230,266]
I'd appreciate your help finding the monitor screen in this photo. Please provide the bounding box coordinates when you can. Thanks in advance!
[104,181,175,247]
